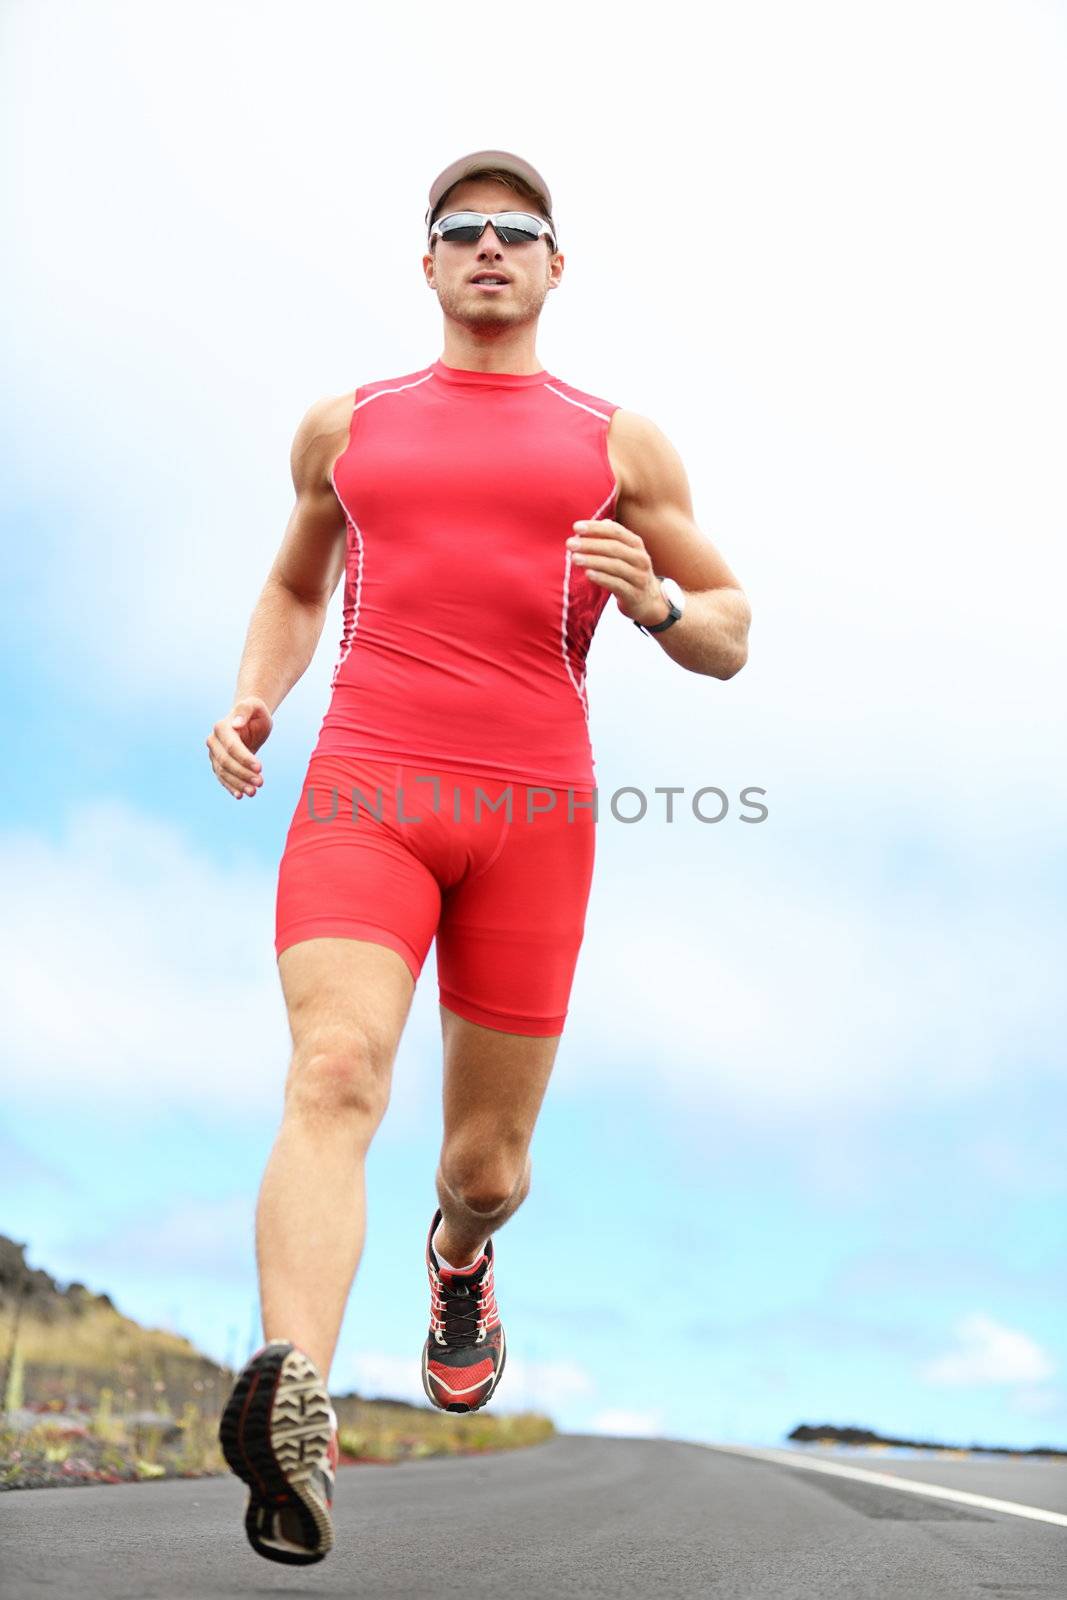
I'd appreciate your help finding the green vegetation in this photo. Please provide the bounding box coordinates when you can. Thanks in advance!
[2,1388,554,1489]
[333,1400,554,1464]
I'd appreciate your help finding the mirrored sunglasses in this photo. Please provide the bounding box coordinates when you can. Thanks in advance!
[429,211,557,250]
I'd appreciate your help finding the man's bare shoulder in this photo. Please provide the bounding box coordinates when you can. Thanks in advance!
[289,390,357,492]
[608,406,672,452]
[606,407,675,507]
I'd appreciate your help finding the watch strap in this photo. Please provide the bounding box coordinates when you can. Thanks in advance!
[634,601,682,636]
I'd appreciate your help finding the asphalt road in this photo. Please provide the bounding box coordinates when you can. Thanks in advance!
[2,1434,1065,1598]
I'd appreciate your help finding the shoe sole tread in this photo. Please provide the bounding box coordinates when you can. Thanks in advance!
[218,1342,335,1565]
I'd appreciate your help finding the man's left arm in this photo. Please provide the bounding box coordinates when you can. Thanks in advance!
[565,409,751,678]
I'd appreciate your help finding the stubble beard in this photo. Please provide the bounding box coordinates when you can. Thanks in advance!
[435,275,547,332]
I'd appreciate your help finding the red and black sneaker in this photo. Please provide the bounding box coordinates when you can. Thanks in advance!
[421,1206,507,1412]
[218,1339,339,1565]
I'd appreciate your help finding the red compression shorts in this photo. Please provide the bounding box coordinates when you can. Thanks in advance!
[275,752,597,1037]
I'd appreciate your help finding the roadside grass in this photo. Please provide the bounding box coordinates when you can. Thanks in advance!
[2,1306,555,1488]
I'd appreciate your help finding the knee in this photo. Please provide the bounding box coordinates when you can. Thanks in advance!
[440,1143,531,1216]
[285,1035,392,1129]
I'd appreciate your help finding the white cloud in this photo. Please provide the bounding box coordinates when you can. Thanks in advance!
[588,1408,666,1438]
[558,823,1064,1115]
[920,1313,1058,1387]
[0,800,284,1106]
[0,798,440,1120]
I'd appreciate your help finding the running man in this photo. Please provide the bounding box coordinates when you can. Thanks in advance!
[208,149,750,1564]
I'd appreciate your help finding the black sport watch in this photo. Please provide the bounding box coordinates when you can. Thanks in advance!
[634,577,685,636]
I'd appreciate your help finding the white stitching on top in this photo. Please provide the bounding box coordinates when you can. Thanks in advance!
[354,371,435,409]
[543,384,613,423]
[544,387,619,717]
[558,485,617,719]
[328,466,366,686]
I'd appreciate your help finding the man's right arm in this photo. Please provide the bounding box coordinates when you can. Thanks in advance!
[233,393,353,714]
[205,392,352,799]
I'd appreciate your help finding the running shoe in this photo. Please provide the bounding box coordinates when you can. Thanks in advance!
[421,1206,506,1412]
[218,1339,339,1565]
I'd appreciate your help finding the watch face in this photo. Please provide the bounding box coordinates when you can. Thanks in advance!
[660,577,684,612]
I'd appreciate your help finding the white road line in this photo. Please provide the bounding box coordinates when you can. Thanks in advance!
[701,1443,1067,1530]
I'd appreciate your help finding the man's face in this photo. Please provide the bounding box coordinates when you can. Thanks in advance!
[422,179,563,332]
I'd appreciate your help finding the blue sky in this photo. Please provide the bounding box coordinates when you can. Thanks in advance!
[2,0,1065,1449]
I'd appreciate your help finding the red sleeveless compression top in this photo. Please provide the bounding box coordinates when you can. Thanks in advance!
[310,357,621,787]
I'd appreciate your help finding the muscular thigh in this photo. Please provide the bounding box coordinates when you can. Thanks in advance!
[278,938,415,1106]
